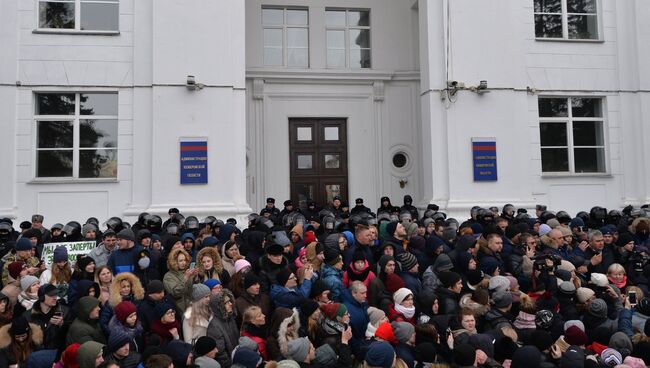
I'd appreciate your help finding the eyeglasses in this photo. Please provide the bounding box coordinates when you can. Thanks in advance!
[289,275,297,280]
[165,310,175,315]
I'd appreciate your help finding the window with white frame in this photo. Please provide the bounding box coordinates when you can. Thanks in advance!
[38,0,119,31]
[534,0,598,40]
[538,97,605,173]
[34,92,118,179]
[262,7,309,67]
[326,9,370,68]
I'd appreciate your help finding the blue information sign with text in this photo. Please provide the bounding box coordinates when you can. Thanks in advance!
[180,140,208,184]
[472,139,497,181]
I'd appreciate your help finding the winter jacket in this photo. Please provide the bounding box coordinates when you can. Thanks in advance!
[88,241,113,267]
[234,291,271,326]
[137,294,178,332]
[108,316,144,352]
[194,356,222,368]
[108,351,141,368]
[107,244,142,275]
[399,271,422,299]
[24,300,71,350]
[241,325,268,360]
[321,264,345,302]
[163,269,192,312]
[183,305,212,344]
[483,308,514,332]
[436,287,460,317]
[270,279,313,309]
[342,260,376,289]
[207,290,239,368]
[422,254,453,294]
[0,322,43,368]
[67,296,106,345]
[255,254,290,293]
[394,342,415,368]
[341,288,369,341]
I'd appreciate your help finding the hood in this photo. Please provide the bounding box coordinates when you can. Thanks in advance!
[630,217,650,235]
[77,296,101,322]
[77,341,105,368]
[167,248,191,272]
[459,294,490,316]
[278,308,301,357]
[432,254,454,273]
[403,195,413,205]
[197,246,224,275]
[108,272,144,307]
[290,225,303,239]
[0,322,43,349]
[347,259,370,275]
[78,279,100,299]
[321,263,343,278]
[210,289,236,320]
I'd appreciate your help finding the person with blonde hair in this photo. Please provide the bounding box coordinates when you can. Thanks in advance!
[241,305,268,360]
[100,272,144,336]
[183,283,212,344]
[163,248,197,312]
[94,265,113,305]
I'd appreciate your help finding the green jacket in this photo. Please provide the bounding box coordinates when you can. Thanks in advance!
[66,296,107,345]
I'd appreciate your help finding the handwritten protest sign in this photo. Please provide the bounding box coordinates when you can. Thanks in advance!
[41,241,96,266]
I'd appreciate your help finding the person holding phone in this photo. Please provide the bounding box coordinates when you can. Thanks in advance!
[24,284,71,351]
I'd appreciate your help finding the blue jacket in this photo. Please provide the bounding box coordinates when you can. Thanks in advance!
[399,271,422,299]
[107,245,142,275]
[270,279,312,309]
[341,288,369,342]
[321,264,345,302]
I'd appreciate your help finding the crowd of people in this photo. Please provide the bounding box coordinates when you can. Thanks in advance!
[0,195,649,368]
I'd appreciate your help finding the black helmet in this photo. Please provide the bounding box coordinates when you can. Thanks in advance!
[607,210,622,225]
[539,211,556,224]
[184,216,200,230]
[122,222,131,229]
[202,216,217,228]
[575,211,590,225]
[470,206,481,220]
[166,222,180,236]
[147,215,162,233]
[86,217,100,226]
[555,211,571,224]
[104,217,124,233]
[589,206,607,222]
[137,212,150,226]
[431,212,447,222]
[502,204,515,216]
[322,216,336,231]
[62,221,82,239]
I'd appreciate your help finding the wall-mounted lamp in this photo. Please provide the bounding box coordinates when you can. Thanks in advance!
[186,75,205,91]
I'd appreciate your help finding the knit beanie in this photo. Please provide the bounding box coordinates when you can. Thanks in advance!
[590,273,608,287]
[116,229,135,242]
[166,340,193,367]
[114,301,137,324]
[560,346,585,368]
[61,343,81,368]
[7,261,25,279]
[391,321,415,344]
[53,246,69,263]
[438,271,462,289]
[320,303,347,320]
[489,275,510,293]
[466,269,485,286]
[194,336,217,357]
[10,315,30,336]
[107,330,131,353]
[609,331,633,354]
[396,252,417,272]
[155,302,174,320]
[492,291,513,309]
[530,330,554,352]
[276,268,293,287]
[146,280,164,295]
[587,298,608,319]
[564,326,588,346]
[235,259,252,273]
[21,275,39,291]
[367,307,386,327]
[392,288,413,305]
[386,222,398,237]
[192,283,211,302]
[287,337,311,362]
[617,232,634,247]
[385,273,405,294]
[558,281,576,296]
[375,321,398,344]
[300,299,320,319]
[564,320,585,333]
[365,341,396,368]
[204,278,221,290]
[352,249,366,263]
[511,345,541,368]
[314,343,338,367]
[576,287,595,303]
[244,273,261,289]
[15,237,32,251]
[601,348,623,367]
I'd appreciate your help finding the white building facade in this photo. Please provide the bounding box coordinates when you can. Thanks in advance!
[1,0,649,224]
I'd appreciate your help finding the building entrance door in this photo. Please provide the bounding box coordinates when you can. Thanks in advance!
[289,118,348,209]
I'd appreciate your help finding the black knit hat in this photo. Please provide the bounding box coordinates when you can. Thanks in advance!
[276,268,293,287]
[439,271,462,289]
[616,232,634,247]
[300,299,320,318]
[10,315,30,336]
[146,280,164,294]
[266,243,284,256]
[454,343,476,367]
[466,269,485,286]
[194,336,217,357]
[309,279,331,299]
[352,249,366,263]
[396,252,418,272]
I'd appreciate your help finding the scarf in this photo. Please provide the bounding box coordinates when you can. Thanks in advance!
[607,275,627,289]
[395,303,415,319]
[513,311,537,330]
[347,261,371,283]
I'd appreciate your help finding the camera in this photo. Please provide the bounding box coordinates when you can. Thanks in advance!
[631,251,650,273]
[532,254,562,272]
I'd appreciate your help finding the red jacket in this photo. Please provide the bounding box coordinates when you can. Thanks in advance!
[387,304,415,325]
[241,330,268,360]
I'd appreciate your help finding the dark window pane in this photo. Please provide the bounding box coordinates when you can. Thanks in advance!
[39,2,75,29]
[541,148,569,172]
[348,10,369,27]
[535,14,563,38]
[80,93,118,115]
[37,121,73,148]
[37,150,73,177]
[297,155,313,169]
[534,0,562,13]
[540,123,567,146]
[79,149,118,178]
[574,148,605,172]
[538,98,568,117]
[573,121,603,146]
[571,98,602,117]
[324,154,340,169]
[350,29,370,49]
[36,94,75,115]
[295,183,315,208]
[80,119,118,148]
[568,14,598,39]
[80,2,118,31]
[567,0,597,13]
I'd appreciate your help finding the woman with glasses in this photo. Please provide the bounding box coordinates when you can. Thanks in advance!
[207,289,239,368]
[149,302,181,345]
